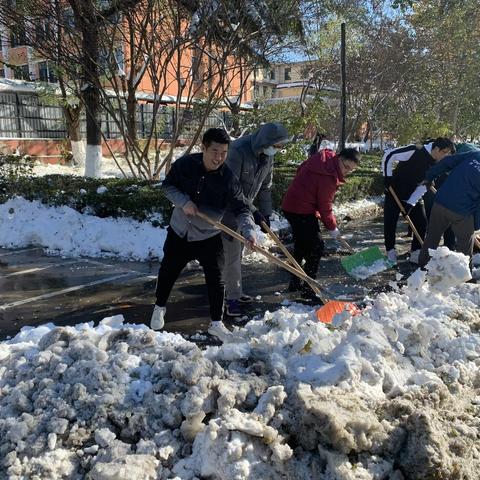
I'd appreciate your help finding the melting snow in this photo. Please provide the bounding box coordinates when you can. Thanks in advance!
[1,249,479,479]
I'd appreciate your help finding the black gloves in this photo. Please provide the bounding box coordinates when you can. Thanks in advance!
[253,211,270,233]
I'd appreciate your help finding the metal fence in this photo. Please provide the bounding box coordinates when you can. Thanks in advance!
[0,91,234,140]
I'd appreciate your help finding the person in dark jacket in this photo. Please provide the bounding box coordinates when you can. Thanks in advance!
[381,138,455,264]
[150,128,256,340]
[281,148,361,298]
[419,151,480,267]
[222,122,290,317]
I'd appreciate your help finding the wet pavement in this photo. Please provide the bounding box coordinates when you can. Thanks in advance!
[0,215,418,341]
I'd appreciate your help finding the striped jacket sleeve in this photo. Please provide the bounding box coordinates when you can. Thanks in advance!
[381,144,417,177]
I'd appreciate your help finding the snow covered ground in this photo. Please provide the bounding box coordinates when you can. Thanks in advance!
[1,248,479,479]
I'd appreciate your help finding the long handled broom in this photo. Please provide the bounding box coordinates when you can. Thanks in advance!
[196,211,360,324]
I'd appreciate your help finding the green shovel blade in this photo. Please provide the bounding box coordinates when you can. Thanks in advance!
[340,246,389,276]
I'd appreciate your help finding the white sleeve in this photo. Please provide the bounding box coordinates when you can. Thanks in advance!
[406,185,427,206]
[381,145,417,177]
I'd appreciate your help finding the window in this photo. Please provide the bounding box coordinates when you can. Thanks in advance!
[35,21,51,43]
[191,51,201,81]
[0,69,4,78]
[263,86,268,96]
[10,25,27,47]
[284,67,291,81]
[38,61,57,83]
[114,47,124,73]
[270,69,275,80]
[14,64,30,80]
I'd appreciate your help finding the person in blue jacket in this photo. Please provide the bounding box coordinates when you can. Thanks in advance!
[419,150,480,267]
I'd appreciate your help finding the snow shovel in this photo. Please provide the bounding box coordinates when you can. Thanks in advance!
[336,236,390,278]
[260,221,362,324]
[196,212,360,324]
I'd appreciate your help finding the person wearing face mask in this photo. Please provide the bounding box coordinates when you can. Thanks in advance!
[221,122,290,317]
[281,148,360,300]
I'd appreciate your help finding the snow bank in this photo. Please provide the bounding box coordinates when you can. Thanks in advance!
[1,249,479,479]
[0,198,167,261]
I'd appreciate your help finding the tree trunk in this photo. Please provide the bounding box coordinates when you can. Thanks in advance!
[64,104,85,166]
[80,3,102,178]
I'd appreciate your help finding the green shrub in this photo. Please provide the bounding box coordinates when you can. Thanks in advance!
[0,154,35,181]
[0,153,383,222]
[0,175,173,226]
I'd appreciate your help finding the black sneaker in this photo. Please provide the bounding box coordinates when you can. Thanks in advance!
[225,299,242,317]
[238,294,253,303]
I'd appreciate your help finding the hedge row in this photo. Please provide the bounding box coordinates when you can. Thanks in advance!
[0,154,383,225]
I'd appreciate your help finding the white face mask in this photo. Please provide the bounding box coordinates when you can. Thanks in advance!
[263,146,279,156]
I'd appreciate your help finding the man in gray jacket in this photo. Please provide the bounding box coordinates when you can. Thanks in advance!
[150,128,256,340]
[222,122,290,317]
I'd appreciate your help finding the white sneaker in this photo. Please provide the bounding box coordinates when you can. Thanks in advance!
[409,250,420,264]
[150,305,166,330]
[208,321,231,341]
[386,249,397,264]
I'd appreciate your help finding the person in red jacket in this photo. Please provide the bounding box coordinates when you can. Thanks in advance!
[281,148,361,298]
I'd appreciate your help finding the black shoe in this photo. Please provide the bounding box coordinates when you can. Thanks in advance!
[238,294,253,303]
[225,299,242,317]
[300,287,324,305]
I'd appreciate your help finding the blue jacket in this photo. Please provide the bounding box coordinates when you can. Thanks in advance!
[425,151,480,229]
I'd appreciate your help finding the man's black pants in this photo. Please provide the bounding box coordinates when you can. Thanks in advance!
[155,228,225,321]
[384,192,427,252]
[283,211,325,289]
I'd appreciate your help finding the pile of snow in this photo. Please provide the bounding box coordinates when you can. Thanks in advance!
[1,249,479,479]
[0,198,167,261]
[0,198,281,262]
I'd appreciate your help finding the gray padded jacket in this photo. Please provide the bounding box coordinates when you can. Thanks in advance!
[223,122,289,229]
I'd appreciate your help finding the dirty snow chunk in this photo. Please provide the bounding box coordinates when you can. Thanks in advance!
[128,379,153,402]
[350,258,391,280]
[426,247,471,291]
[47,433,57,450]
[89,454,159,480]
[473,253,480,266]
[96,186,108,194]
[99,314,125,328]
[95,428,116,447]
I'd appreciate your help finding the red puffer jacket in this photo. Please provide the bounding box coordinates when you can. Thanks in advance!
[281,149,344,231]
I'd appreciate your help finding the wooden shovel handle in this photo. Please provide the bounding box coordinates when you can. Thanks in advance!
[260,221,303,272]
[388,186,424,246]
[196,211,327,302]
[260,220,323,297]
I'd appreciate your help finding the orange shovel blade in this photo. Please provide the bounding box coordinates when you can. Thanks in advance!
[316,300,361,324]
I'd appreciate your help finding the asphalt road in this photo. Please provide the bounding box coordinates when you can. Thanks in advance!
[0,215,417,341]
